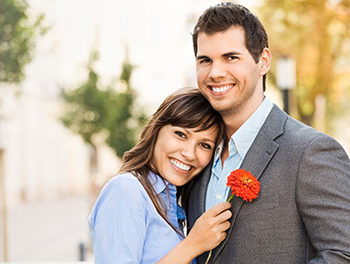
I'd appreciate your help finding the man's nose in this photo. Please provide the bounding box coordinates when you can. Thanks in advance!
[208,61,226,81]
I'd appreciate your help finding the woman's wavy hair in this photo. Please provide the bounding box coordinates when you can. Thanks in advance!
[119,87,224,235]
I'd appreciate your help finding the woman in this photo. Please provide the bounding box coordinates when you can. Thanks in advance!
[89,87,232,264]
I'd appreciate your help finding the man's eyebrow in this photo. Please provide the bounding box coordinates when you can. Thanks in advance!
[222,51,241,57]
[196,55,210,60]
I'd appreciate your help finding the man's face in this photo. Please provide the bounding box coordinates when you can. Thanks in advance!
[196,26,270,117]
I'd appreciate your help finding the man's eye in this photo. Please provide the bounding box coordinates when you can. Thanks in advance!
[200,143,212,149]
[175,131,186,138]
[199,58,211,64]
[227,55,238,61]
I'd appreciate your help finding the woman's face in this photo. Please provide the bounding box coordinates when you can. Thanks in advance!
[150,124,218,186]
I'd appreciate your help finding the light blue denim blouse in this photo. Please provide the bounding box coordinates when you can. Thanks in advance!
[88,171,190,264]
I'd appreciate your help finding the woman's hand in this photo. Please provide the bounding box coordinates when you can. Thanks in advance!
[156,202,231,264]
[185,201,232,255]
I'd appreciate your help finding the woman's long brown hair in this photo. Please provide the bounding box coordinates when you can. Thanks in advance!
[119,87,225,236]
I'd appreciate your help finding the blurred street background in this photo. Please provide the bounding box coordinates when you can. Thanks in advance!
[6,194,93,262]
[0,0,349,262]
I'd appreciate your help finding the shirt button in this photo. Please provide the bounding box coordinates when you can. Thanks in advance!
[216,194,222,200]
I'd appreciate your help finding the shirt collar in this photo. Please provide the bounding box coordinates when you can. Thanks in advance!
[214,96,273,162]
[148,170,168,194]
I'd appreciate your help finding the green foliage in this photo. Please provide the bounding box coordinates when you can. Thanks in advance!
[61,68,103,145]
[259,0,350,131]
[61,50,146,158]
[105,91,135,157]
[0,0,44,83]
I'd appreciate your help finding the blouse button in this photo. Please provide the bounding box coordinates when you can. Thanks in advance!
[216,194,222,200]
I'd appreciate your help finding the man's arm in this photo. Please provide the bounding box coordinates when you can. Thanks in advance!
[296,134,350,263]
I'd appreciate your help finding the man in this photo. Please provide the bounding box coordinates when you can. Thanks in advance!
[186,2,350,263]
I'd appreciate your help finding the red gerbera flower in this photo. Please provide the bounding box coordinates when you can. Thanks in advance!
[226,169,260,202]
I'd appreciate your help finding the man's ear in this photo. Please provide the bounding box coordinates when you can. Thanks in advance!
[258,47,271,76]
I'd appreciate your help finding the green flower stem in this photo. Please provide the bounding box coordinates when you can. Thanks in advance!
[204,194,234,264]
[204,250,212,264]
[227,194,234,203]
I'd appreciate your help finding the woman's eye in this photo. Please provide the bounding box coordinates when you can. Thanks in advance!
[175,131,186,138]
[200,143,212,149]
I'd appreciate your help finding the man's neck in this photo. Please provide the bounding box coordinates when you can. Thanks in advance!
[222,96,265,138]
[220,95,265,164]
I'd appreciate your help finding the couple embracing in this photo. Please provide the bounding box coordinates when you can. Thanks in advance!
[89,3,350,263]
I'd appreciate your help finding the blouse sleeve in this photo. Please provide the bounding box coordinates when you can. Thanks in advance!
[89,174,148,264]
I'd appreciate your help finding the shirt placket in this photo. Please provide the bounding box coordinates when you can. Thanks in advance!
[219,139,239,201]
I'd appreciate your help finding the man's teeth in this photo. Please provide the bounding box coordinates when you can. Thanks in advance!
[212,85,232,93]
[170,159,191,171]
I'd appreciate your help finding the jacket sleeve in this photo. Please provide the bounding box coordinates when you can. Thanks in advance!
[296,134,350,263]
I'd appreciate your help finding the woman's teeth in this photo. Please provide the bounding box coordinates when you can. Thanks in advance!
[170,159,191,171]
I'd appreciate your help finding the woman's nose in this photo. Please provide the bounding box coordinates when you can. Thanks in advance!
[181,143,196,161]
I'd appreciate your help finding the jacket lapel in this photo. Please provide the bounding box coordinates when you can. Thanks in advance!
[210,105,287,262]
[187,159,213,231]
[197,160,213,214]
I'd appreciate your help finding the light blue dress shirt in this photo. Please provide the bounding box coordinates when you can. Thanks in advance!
[89,171,188,264]
[206,97,273,210]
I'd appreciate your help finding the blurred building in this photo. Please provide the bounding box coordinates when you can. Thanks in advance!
[6,0,270,207]
[1,0,348,209]
[0,0,215,207]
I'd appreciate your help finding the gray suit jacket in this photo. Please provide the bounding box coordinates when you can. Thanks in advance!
[187,105,350,264]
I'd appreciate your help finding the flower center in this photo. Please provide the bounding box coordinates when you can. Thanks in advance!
[242,177,252,186]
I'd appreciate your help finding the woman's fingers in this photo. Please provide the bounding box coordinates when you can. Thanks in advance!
[215,207,232,223]
[211,221,230,244]
[211,218,231,238]
[203,202,232,225]
[186,201,233,254]
[205,201,231,217]
[216,219,231,232]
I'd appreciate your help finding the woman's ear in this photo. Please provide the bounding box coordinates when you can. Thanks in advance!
[258,47,271,76]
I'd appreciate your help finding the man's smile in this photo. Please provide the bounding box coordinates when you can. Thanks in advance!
[208,83,236,95]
